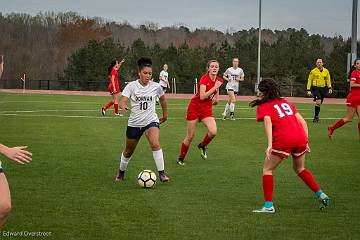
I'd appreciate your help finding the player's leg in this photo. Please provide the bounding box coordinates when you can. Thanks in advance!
[178,120,198,165]
[328,106,357,139]
[0,173,11,227]
[198,117,217,160]
[222,92,231,120]
[313,99,322,123]
[102,87,115,115]
[113,92,121,116]
[229,91,236,120]
[116,131,140,181]
[357,106,360,141]
[253,154,284,213]
[293,154,330,210]
[145,125,170,182]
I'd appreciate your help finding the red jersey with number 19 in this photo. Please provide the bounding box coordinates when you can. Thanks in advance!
[256,98,307,149]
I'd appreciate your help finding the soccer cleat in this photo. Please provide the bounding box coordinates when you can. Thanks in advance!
[197,143,207,160]
[101,108,106,116]
[177,158,186,166]
[252,206,275,214]
[115,113,123,117]
[115,170,125,182]
[327,126,334,139]
[312,116,319,123]
[318,193,330,210]
[222,113,227,120]
[159,172,170,182]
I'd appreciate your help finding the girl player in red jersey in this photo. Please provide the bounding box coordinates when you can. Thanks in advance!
[177,60,223,165]
[328,58,360,140]
[101,59,125,116]
[250,78,329,213]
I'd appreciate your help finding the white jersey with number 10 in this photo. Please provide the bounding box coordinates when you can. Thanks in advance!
[122,80,164,127]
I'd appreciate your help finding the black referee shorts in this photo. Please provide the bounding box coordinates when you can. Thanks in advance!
[311,86,327,103]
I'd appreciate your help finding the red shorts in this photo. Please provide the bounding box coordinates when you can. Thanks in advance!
[186,101,213,121]
[271,146,308,159]
[108,82,120,95]
[346,93,360,108]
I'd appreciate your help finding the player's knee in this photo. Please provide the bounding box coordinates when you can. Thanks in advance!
[123,150,133,158]
[0,201,11,218]
[293,165,305,174]
[186,133,195,143]
[150,142,160,151]
[344,117,353,123]
[208,129,217,138]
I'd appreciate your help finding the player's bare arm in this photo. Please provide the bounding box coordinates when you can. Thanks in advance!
[159,95,168,124]
[263,116,273,160]
[222,73,229,81]
[350,80,360,87]
[199,81,222,100]
[0,144,32,164]
[121,95,128,114]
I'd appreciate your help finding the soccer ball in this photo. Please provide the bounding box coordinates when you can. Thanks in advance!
[138,170,157,188]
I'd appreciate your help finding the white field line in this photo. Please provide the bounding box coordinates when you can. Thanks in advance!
[0,108,346,114]
[0,113,343,120]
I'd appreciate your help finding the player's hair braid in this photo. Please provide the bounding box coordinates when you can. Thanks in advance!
[249,78,282,107]
[108,60,118,75]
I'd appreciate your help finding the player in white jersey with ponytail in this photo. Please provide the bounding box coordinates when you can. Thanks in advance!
[222,58,244,120]
[115,57,170,182]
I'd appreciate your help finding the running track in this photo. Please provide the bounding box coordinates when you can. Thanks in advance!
[0,89,346,105]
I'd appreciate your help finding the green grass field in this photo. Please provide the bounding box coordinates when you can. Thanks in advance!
[0,93,359,240]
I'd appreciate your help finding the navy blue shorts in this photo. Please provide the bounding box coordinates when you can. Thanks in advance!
[126,122,160,140]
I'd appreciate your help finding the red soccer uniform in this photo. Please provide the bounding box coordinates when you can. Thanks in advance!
[256,98,308,158]
[186,74,223,120]
[347,70,360,107]
[108,68,120,94]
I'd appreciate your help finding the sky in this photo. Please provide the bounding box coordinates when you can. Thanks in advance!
[1,0,359,38]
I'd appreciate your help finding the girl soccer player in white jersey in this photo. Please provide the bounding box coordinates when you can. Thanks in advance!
[115,58,170,182]
[222,58,244,120]
[0,144,32,227]
[159,64,170,93]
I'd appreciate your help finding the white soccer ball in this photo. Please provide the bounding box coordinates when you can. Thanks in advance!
[138,170,157,188]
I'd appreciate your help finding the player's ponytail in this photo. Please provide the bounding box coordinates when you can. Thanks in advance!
[108,60,117,75]
[249,78,282,107]
[137,57,152,71]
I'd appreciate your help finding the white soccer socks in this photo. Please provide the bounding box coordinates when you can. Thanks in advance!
[152,149,165,172]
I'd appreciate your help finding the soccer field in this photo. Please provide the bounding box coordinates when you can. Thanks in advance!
[0,93,359,240]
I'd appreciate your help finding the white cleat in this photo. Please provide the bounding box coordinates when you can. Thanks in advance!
[252,206,275,214]
[115,113,123,117]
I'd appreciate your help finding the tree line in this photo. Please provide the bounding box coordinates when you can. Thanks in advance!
[0,12,358,96]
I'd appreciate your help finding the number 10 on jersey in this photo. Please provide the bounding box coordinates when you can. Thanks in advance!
[140,102,148,110]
